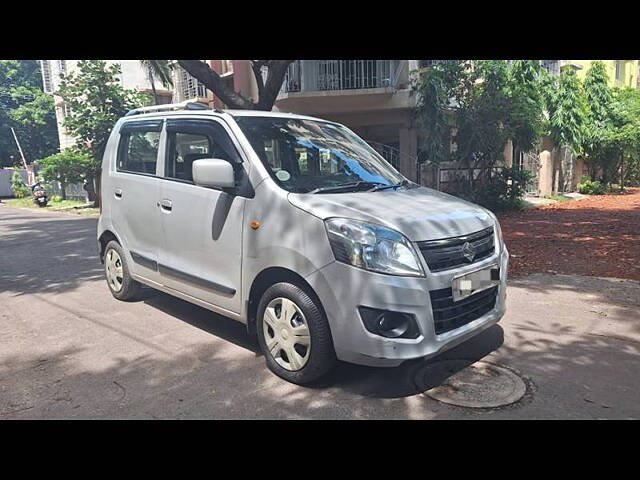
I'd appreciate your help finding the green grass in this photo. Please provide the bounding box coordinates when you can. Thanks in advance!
[3,197,99,215]
[544,193,573,203]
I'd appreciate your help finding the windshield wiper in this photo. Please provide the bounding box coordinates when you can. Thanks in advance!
[308,181,384,194]
[367,180,411,192]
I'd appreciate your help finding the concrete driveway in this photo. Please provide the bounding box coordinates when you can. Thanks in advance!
[1,205,639,419]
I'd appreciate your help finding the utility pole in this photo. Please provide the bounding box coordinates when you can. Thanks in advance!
[10,127,33,185]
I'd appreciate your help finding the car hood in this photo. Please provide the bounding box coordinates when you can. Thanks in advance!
[288,186,494,241]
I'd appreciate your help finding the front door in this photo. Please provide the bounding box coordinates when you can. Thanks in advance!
[157,118,245,314]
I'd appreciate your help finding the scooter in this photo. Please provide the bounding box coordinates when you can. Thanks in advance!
[31,182,48,207]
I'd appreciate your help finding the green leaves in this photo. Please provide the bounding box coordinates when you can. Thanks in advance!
[413,60,546,173]
[0,60,59,167]
[547,68,588,155]
[57,60,149,169]
[36,151,93,199]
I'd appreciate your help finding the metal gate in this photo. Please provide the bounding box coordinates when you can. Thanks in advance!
[517,150,540,195]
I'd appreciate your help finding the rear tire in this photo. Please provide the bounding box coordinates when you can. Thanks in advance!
[103,240,141,301]
[257,282,336,385]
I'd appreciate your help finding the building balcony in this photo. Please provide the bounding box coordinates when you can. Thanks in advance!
[275,60,412,116]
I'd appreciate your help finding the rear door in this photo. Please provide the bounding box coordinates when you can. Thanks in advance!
[110,119,163,283]
[157,117,246,314]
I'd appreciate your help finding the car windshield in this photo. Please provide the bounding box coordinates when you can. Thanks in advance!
[235,116,406,193]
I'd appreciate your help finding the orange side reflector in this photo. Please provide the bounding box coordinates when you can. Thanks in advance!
[250,221,261,230]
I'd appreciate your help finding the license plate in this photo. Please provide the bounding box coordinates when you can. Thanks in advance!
[452,266,500,302]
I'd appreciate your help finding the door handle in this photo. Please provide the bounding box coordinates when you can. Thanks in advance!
[114,188,123,199]
[159,199,172,212]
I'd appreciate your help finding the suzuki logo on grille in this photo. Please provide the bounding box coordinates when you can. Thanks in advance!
[462,241,476,262]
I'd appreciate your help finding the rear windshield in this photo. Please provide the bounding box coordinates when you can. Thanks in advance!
[235,117,404,193]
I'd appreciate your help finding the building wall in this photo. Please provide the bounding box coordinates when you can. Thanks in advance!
[567,60,640,88]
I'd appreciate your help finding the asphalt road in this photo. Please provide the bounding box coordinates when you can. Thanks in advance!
[1,205,639,419]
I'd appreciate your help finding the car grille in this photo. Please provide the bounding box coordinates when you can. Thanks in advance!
[429,284,499,335]
[417,227,495,272]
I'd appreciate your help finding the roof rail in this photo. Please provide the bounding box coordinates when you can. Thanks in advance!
[124,101,209,117]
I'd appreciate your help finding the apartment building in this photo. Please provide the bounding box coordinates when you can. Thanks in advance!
[563,60,640,88]
[210,60,577,187]
[40,60,208,150]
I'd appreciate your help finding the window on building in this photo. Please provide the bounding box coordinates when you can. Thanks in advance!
[57,60,67,76]
[173,64,208,102]
[616,61,621,81]
[41,60,53,93]
[221,60,234,75]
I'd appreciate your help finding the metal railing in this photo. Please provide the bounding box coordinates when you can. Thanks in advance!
[282,60,405,94]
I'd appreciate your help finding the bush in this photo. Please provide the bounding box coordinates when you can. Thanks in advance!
[577,178,606,195]
[50,195,62,203]
[10,170,30,198]
[474,168,532,212]
[36,151,92,200]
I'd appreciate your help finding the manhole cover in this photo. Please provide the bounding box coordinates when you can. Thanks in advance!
[415,360,526,409]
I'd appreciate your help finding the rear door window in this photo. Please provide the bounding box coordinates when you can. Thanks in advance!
[117,120,163,175]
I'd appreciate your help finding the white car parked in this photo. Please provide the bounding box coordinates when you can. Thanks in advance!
[98,102,508,384]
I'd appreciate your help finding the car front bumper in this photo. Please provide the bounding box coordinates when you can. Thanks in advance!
[305,247,508,367]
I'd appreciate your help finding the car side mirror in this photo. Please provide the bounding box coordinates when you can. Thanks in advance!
[192,159,235,189]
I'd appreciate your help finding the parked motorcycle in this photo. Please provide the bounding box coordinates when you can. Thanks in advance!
[31,182,48,207]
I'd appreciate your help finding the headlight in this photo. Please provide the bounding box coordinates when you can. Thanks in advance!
[487,211,504,253]
[324,218,424,277]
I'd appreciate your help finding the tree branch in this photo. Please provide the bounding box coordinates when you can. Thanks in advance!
[250,60,266,100]
[256,60,294,111]
[177,60,256,109]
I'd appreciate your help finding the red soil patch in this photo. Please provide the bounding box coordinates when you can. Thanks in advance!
[498,188,640,281]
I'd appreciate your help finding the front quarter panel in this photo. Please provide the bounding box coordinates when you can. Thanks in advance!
[241,180,335,314]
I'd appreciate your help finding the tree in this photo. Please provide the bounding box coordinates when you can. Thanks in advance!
[582,61,617,182]
[412,60,545,209]
[36,151,92,200]
[0,60,59,167]
[507,60,545,155]
[544,68,588,155]
[169,60,293,110]
[10,170,29,198]
[139,60,174,105]
[57,60,150,206]
[542,67,588,191]
[609,87,640,188]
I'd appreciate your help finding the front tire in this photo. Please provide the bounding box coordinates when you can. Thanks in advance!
[103,240,141,301]
[257,282,337,385]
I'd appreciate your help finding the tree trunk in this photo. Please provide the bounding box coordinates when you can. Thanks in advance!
[84,180,97,203]
[148,73,159,105]
[93,170,102,209]
[61,182,67,201]
[177,60,293,111]
[151,81,159,105]
[620,154,625,192]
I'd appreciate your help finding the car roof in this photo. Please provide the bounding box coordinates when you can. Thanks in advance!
[121,108,333,124]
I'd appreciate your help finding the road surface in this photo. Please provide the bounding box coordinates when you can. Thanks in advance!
[1,205,638,419]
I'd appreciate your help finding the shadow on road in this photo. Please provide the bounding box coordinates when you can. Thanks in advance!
[0,208,102,296]
[133,283,506,400]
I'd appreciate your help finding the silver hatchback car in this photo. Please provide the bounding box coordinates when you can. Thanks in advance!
[98,102,508,384]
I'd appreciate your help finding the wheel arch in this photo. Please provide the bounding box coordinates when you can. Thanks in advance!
[246,267,325,335]
[98,230,121,263]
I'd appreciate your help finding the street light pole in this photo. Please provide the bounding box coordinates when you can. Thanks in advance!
[10,127,33,185]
